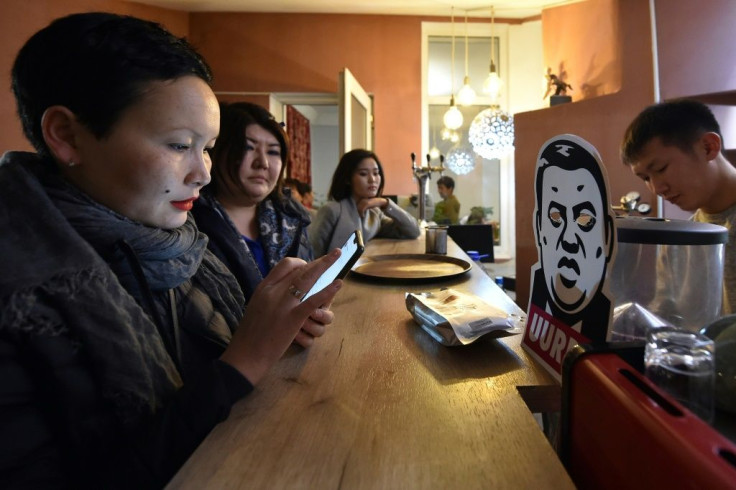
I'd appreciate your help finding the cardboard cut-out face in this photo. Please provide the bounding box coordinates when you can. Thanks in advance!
[524,134,617,378]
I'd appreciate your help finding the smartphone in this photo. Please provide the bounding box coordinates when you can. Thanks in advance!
[301,229,364,302]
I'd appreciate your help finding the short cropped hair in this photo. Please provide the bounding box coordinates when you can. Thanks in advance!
[11,12,213,158]
[535,136,609,215]
[437,176,455,189]
[328,149,385,201]
[208,102,289,201]
[620,99,723,165]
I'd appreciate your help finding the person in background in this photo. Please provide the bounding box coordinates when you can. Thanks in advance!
[0,13,341,488]
[309,148,420,256]
[432,175,461,224]
[621,98,736,316]
[298,180,315,210]
[192,102,313,303]
[283,176,313,212]
[285,177,315,210]
[284,176,303,201]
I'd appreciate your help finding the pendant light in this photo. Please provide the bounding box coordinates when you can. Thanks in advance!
[443,7,463,130]
[440,127,460,143]
[481,6,502,104]
[470,5,514,160]
[468,108,515,160]
[456,11,476,106]
[429,128,441,160]
[446,146,476,175]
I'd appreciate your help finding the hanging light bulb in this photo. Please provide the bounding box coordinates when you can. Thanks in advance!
[481,6,503,104]
[482,62,502,103]
[440,127,460,142]
[429,129,441,159]
[470,5,514,160]
[456,11,476,106]
[443,7,463,130]
[443,96,463,130]
[446,146,476,175]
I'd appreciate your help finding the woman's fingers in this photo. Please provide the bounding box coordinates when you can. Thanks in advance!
[277,248,341,301]
[293,299,336,347]
[221,250,343,384]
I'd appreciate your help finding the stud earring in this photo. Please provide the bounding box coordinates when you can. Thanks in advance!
[68,161,77,167]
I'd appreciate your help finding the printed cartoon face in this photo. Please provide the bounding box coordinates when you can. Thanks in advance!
[537,166,609,313]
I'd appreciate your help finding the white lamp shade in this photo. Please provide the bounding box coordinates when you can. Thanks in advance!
[456,77,476,106]
[443,104,464,130]
[468,107,515,160]
[446,146,476,175]
[482,72,503,102]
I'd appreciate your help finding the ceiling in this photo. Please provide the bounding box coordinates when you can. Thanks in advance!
[138,0,583,19]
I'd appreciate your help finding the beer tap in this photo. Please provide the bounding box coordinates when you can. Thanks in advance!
[411,152,446,224]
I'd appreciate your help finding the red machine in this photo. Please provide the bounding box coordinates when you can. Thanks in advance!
[560,343,736,489]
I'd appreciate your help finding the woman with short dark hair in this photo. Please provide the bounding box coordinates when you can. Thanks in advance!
[0,12,341,488]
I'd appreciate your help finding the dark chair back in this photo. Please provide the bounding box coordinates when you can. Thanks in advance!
[447,224,494,263]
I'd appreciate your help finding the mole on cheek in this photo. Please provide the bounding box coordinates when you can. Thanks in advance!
[165,189,170,194]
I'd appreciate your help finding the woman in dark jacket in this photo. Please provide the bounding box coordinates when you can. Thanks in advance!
[0,12,341,489]
[192,102,313,306]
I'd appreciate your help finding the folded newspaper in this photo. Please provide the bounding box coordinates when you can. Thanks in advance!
[405,288,525,346]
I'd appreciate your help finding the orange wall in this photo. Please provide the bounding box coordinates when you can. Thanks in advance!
[655,0,736,100]
[542,0,621,101]
[513,0,655,308]
[0,0,188,155]
[188,12,425,196]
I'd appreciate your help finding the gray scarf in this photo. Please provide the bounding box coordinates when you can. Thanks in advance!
[45,173,206,291]
[0,153,243,421]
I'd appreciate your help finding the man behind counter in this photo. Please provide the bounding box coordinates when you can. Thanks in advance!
[621,98,736,315]
[432,176,461,225]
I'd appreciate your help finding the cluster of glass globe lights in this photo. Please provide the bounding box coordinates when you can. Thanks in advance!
[437,10,515,176]
[441,90,515,176]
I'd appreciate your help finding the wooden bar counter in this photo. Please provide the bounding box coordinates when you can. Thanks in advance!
[167,237,573,489]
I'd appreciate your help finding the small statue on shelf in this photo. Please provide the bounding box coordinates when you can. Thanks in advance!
[543,67,573,98]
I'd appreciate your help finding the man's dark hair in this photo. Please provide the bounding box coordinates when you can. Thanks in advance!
[620,98,723,166]
[437,176,455,189]
[11,12,213,158]
[328,149,385,201]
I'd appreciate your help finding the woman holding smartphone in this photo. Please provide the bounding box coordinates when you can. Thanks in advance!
[0,13,340,487]
[309,149,420,257]
[191,102,313,304]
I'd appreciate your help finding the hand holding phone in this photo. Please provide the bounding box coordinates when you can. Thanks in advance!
[301,230,364,302]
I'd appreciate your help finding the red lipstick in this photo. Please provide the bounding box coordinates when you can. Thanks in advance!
[171,198,196,211]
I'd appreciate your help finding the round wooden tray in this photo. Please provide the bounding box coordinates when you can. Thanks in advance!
[350,253,472,282]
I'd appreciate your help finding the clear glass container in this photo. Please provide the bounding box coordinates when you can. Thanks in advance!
[608,217,727,341]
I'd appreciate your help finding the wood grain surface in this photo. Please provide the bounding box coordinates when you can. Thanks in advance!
[167,235,573,489]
